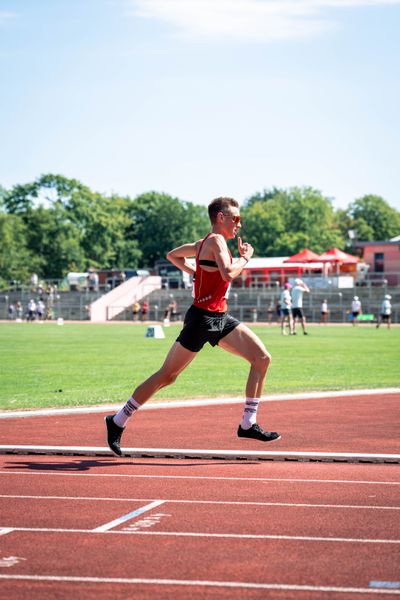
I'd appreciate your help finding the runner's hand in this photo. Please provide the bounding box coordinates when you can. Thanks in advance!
[238,237,254,261]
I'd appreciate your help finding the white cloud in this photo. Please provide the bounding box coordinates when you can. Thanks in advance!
[0,11,17,26]
[128,0,400,41]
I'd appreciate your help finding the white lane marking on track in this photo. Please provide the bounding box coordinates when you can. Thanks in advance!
[0,574,399,594]
[0,528,13,536]
[2,527,400,543]
[0,495,399,510]
[0,556,26,567]
[0,471,399,485]
[92,500,165,533]
[1,387,399,419]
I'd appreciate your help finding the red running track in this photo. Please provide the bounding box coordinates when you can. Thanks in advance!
[0,394,399,599]
[0,393,399,453]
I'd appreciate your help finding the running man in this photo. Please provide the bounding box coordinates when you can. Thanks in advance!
[105,197,280,456]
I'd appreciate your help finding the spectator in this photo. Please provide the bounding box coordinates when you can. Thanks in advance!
[16,301,23,320]
[30,273,38,292]
[46,285,55,308]
[84,304,91,320]
[8,303,15,320]
[116,271,126,286]
[351,296,362,326]
[267,300,275,325]
[291,278,310,335]
[37,285,44,301]
[376,294,392,329]
[27,299,37,321]
[132,301,140,321]
[279,283,294,335]
[164,299,178,322]
[320,299,329,325]
[141,300,149,321]
[88,269,99,292]
[37,299,46,320]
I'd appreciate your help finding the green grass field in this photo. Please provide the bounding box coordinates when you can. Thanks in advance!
[0,322,399,411]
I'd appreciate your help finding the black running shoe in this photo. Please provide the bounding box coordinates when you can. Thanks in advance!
[105,415,124,456]
[237,423,281,442]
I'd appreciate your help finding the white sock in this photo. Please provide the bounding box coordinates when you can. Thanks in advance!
[240,397,260,430]
[113,396,141,428]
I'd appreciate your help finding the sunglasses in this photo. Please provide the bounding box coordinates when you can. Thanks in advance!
[221,212,241,225]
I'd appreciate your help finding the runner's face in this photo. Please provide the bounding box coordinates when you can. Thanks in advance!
[221,210,241,238]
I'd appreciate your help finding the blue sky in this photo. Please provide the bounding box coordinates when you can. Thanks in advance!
[1,0,399,211]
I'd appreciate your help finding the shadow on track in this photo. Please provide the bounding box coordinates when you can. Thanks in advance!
[4,458,260,471]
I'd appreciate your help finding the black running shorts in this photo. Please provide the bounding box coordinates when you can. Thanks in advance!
[176,305,240,353]
[292,307,304,319]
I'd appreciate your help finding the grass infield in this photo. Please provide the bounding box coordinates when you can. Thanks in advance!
[0,322,399,411]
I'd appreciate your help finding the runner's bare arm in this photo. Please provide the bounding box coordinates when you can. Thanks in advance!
[210,235,254,282]
[166,242,197,276]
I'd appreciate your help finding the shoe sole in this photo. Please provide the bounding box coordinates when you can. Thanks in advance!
[238,433,281,442]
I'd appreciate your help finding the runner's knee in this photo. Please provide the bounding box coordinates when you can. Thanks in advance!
[158,368,179,386]
[252,350,271,373]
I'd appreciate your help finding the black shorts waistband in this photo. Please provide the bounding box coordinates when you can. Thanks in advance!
[190,304,227,318]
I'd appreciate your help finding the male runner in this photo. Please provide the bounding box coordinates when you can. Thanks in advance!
[105,197,280,456]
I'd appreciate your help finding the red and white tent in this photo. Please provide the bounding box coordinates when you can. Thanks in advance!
[284,248,322,263]
[318,248,359,264]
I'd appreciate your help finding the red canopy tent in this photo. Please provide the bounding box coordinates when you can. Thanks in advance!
[284,248,322,263]
[318,248,359,264]
[318,248,359,276]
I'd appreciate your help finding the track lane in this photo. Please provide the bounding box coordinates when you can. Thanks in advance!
[1,394,399,454]
[0,394,399,599]
[0,496,398,540]
[0,531,398,593]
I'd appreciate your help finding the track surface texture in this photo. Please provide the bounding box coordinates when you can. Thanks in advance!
[0,392,399,599]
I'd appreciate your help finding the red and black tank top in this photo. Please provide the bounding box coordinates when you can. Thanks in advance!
[193,234,231,313]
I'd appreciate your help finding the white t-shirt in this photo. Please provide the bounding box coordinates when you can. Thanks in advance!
[321,301,328,313]
[291,285,305,309]
[380,299,391,315]
[280,289,292,309]
[351,300,361,312]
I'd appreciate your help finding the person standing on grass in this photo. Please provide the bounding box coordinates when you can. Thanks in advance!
[320,299,329,325]
[105,197,280,456]
[291,278,310,335]
[376,294,392,329]
[351,296,362,326]
[279,283,294,335]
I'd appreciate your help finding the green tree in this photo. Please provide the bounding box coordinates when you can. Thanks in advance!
[127,192,209,266]
[242,187,344,256]
[0,212,40,287]
[2,174,142,277]
[347,195,400,241]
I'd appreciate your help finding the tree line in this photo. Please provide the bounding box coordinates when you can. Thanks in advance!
[0,173,399,287]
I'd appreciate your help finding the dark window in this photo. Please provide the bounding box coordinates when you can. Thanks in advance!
[374,252,384,273]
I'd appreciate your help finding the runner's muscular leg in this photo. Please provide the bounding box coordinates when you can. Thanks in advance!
[218,324,271,398]
[131,342,197,405]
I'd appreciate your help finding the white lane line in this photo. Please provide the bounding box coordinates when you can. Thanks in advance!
[0,574,399,594]
[0,528,13,536]
[107,531,400,544]
[92,500,165,533]
[1,471,399,485]
[1,387,399,419]
[2,527,400,544]
[0,495,399,511]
